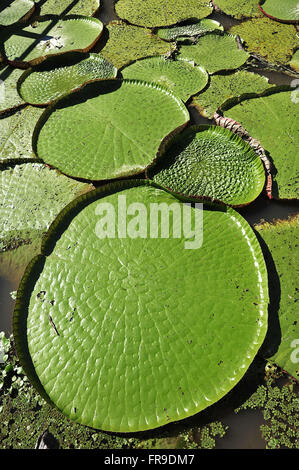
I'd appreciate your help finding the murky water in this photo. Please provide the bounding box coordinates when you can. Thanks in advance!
[0,0,297,449]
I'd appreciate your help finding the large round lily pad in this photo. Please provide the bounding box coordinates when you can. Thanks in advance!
[259,0,299,23]
[33,79,189,180]
[256,215,299,380]
[178,33,249,74]
[224,91,299,199]
[13,181,269,432]
[121,57,208,102]
[114,0,213,28]
[148,126,266,206]
[99,21,175,69]
[0,15,103,66]
[0,0,35,26]
[17,53,118,105]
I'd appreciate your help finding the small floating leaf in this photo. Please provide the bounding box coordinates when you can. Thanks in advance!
[0,66,25,112]
[121,57,208,102]
[214,0,262,19]
[13,181,268,432]
[99,22,175,69]
[156,19,224,42]
[178,33,249,74]
[17,53,117,105]
[0,106,44,162]
[0,162,91,252]
[224,91,299,199]
[148,126,265,206]
[256,215,299,380]
[36,0,100,17]
[229,16,298,65]
[259,0,299,23]
[192,70,277,119]
[0,15,103,66]
[34,79,189,180]
[115,0,213,28]
[0,0,34,26]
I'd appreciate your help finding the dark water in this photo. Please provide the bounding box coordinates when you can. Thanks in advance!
[0,0,297,449]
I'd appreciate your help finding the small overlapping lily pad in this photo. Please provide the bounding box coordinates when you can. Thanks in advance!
[0,106,44,162]
[99,22,175,69]
[0,0,35,26]
[17,52,118,105]
[178,33,249,74]
[156,19,224,42]
[33,79,189,180]
[148,125,265,206]
[13,181,268,432]
[0,162,91,252]
[121,57,208,102]
[0,15,103,66]
[192,71,277,119]
[224,91,299,199]
[114,0,213,28]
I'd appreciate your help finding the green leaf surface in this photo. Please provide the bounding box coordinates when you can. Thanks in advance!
[178,33,249,74]
[0,66,25,112]
[121,57,208,103]
[256,215,299,379]
[99,22,175,69]
[289,49,299,73]
[13,181,269,432]
[0,106,44,162]
[156,19,224,42]
[17,52,117,105]
[229,16,299,65]
[0,162,91,252]
[114,0,213,28]
[33,79,189,181]
[0,15,103,66]
[192,71,277,119]
[0,0,34,26]
[224,91,299,199]
[36,0,100,17]
[259,0,299,22]
[214,0,262,19]
[148,126,265,206]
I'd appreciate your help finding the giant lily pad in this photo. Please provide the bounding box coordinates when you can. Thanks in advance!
[36,0,100,17]
[13,180,269,432]
[156,19,224,42]
[224,91,299,199]
[114,0,213,28]
[0,66,25,112]
[178,33,249,74]
[258,0,299,23]
[99,22,175,69]
[33,79,189,180]
[148,126,265,206]
[17,52,118,105]
[256,215,299,379]
[229,16,299,66]
[0,0,35,26]
[214,0,262,19]
[0,15,103,66]
[192,71,278,119]
[121,57,208,102]
[0,106,44,162]
[0,162,92,252]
